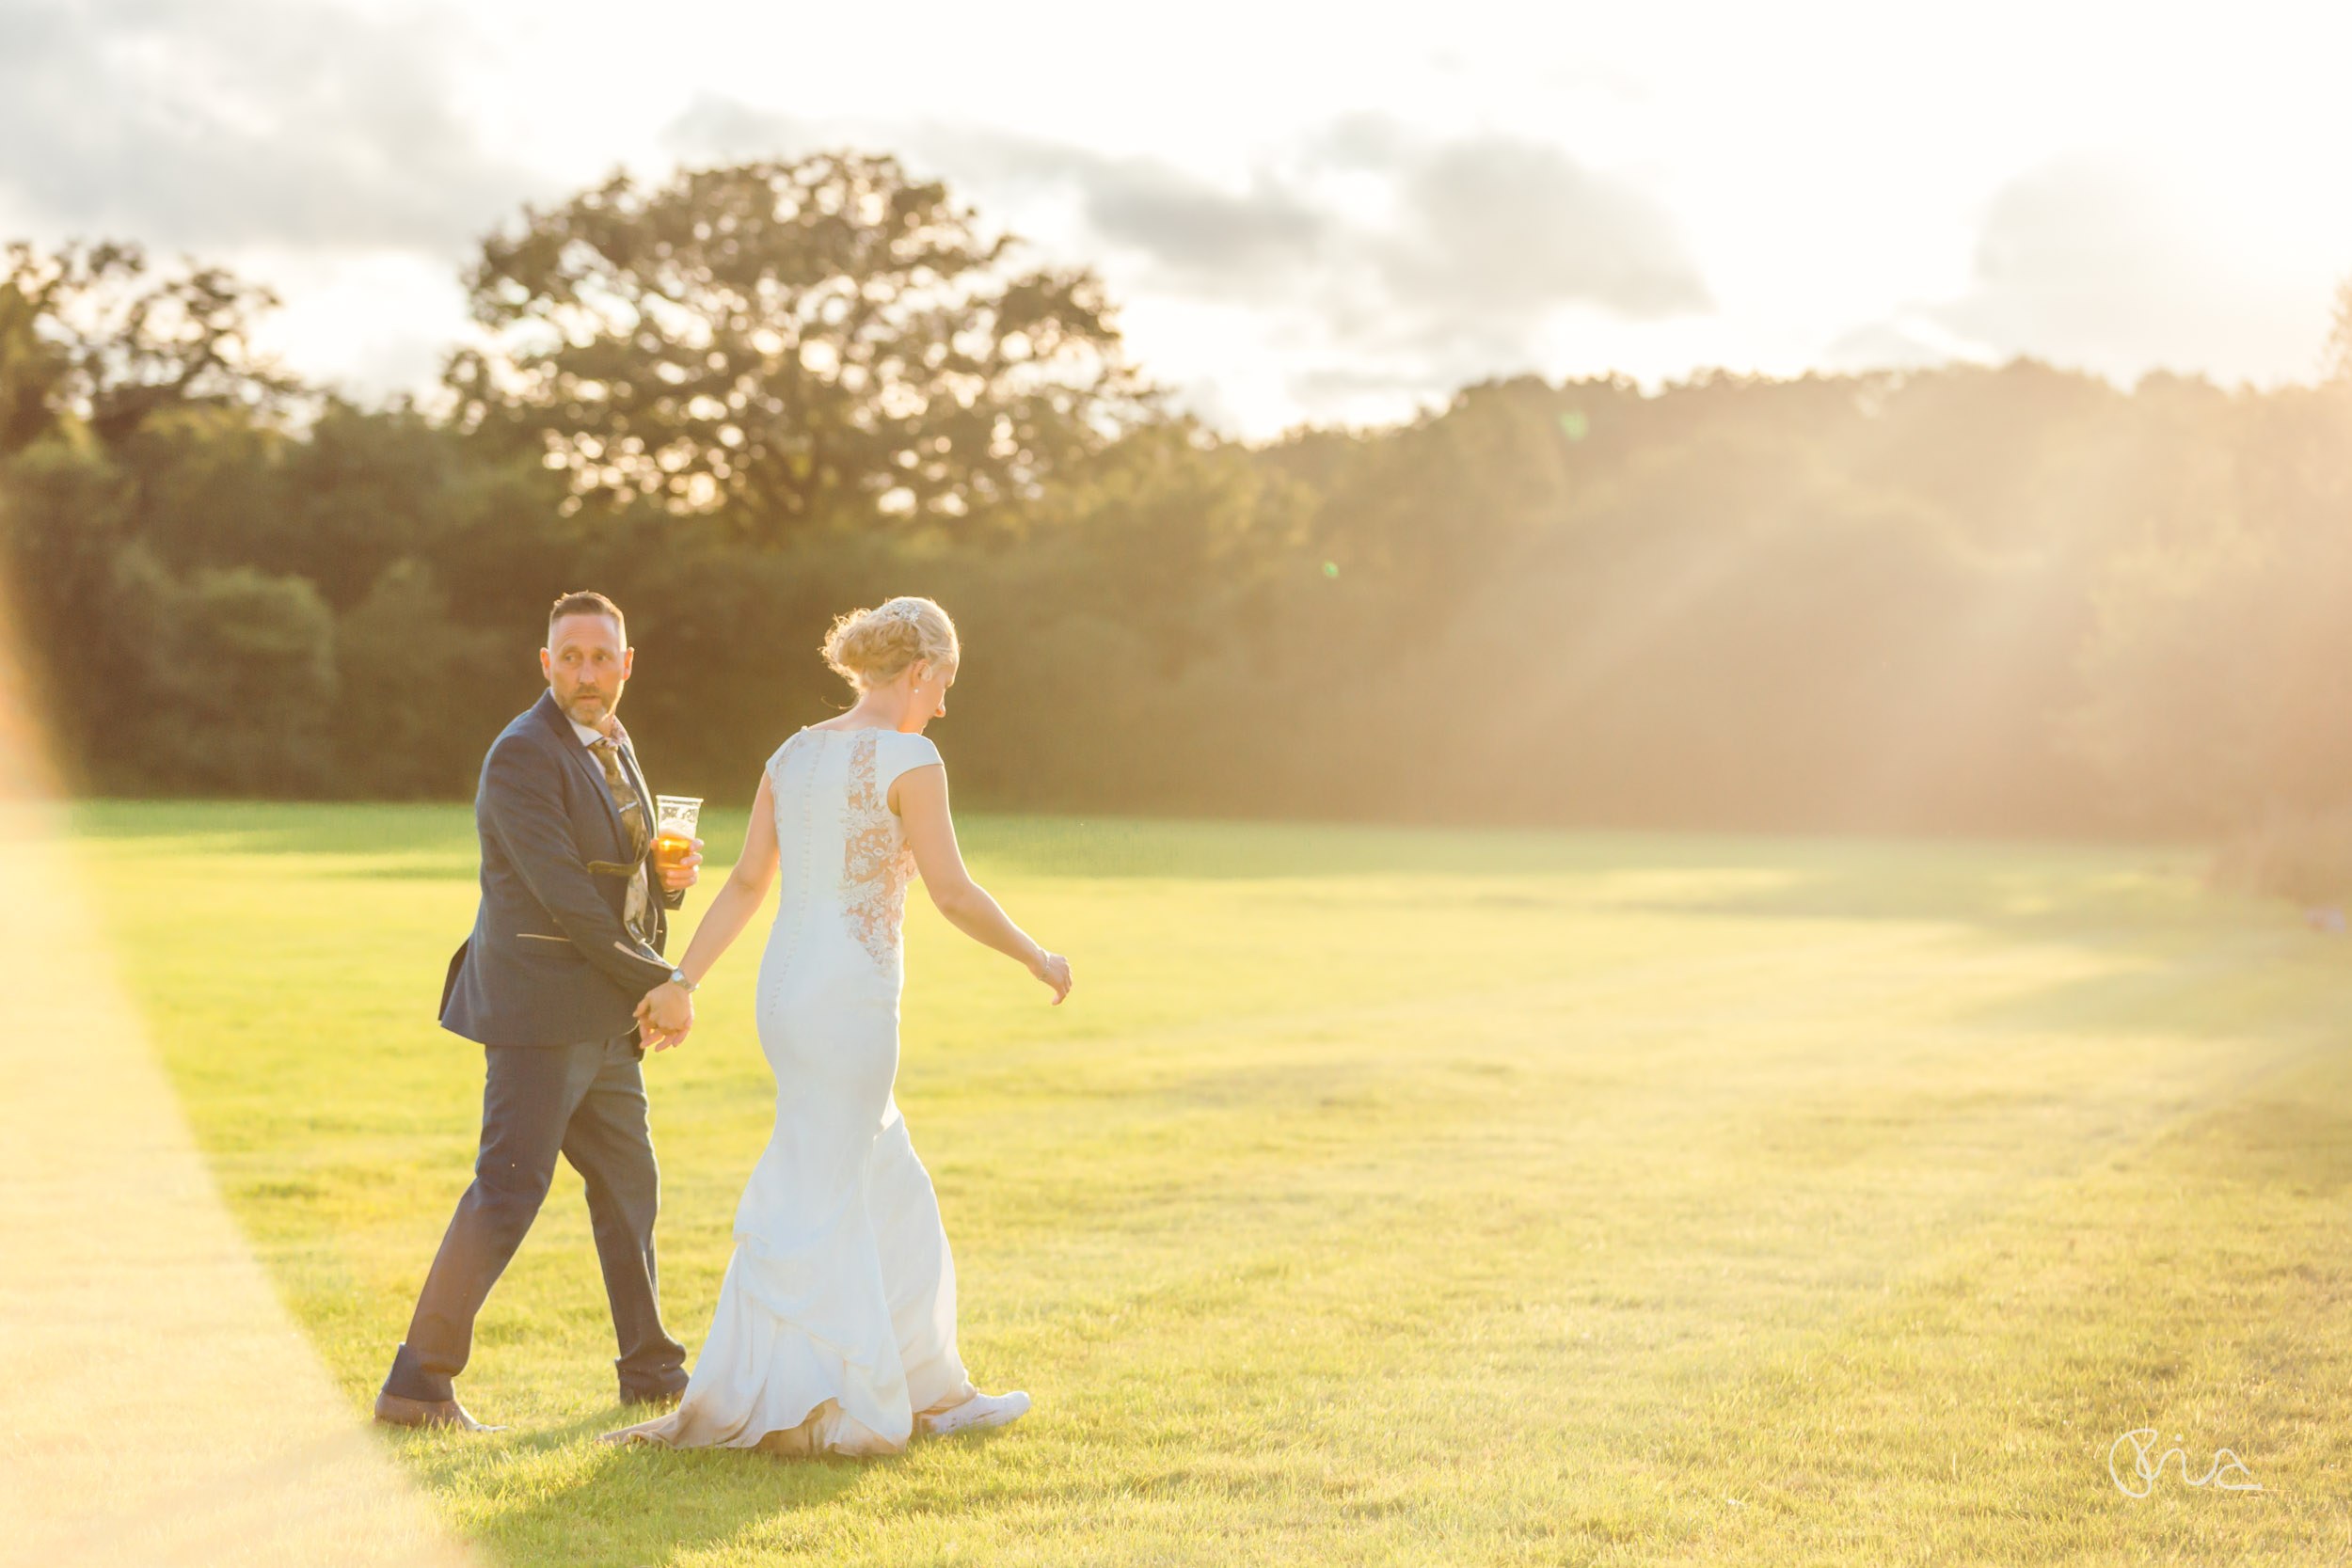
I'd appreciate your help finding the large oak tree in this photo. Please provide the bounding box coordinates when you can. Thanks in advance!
[450,152,1142,539]
[0,241,288,455]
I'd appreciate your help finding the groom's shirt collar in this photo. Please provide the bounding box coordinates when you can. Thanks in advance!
[565,716,631,752]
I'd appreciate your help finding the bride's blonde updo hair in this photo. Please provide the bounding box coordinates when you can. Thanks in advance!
[820,596,960,689]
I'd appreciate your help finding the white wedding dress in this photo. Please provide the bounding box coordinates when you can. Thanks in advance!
[614,726,980,1456]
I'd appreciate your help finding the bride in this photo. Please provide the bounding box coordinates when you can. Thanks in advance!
[608,596,1072,1457]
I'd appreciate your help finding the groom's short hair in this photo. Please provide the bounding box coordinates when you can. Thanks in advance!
[548,590,626,645]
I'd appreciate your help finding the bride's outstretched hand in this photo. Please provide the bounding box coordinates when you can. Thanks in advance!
[1030,950,1073,1005]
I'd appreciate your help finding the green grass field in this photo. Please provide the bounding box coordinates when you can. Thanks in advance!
[72,802,2352,1565]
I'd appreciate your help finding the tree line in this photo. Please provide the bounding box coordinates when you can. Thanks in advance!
[5,152,2351,847]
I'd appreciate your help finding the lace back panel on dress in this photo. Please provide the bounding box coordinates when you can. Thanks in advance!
[840,731,917,968]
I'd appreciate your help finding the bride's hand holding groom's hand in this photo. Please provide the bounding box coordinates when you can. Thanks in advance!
[636,978,695,1051]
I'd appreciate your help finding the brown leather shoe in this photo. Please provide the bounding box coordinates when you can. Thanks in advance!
[373,1391,505,1433]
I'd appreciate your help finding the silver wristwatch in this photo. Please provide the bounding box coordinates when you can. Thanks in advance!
[669,969,698,992]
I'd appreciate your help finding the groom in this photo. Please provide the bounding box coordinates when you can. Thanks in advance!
[374,591,705,1432]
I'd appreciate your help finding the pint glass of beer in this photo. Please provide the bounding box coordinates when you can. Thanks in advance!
[654,796,702,874]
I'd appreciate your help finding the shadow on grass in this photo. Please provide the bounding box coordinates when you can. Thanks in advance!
[383,1410,882,1567]
[72,800,1753,881]
[959,816,2230,928]
[2172,1049,2352,1196]
[72,800,479,853]
[1651,1027,2352,1565]
[956,814,1869,880]
[69,800,761,881]
[1612,837,2305,955]
[74,799,2215,908]
[1615,841,2352,1057]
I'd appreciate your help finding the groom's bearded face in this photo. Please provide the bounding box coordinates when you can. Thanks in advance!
[541,613,633,729]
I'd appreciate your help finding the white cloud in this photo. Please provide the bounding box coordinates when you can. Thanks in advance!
[665,100,1710,427]
[9,0,2352,426]
[1828,153,2336,386]
[0,0,532,253]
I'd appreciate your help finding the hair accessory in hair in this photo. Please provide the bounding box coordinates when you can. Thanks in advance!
[821,595,959,690]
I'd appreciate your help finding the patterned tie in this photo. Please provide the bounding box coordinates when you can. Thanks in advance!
[589,735,654,943]
[588,736,648,857]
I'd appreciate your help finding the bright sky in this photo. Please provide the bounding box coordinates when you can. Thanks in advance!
[5,0,2348,434]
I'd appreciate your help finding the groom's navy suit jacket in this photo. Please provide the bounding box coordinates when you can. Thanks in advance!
[439,690,683,1049]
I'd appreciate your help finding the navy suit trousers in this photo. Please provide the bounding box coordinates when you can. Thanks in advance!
[383,1035,688,1403]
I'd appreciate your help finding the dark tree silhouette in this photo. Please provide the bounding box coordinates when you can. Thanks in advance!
[0,241,289,454]
[449,153,1142,539]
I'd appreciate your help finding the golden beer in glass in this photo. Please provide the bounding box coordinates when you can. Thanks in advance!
[653,796,702,874]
